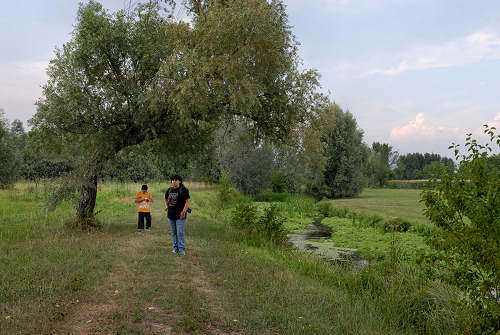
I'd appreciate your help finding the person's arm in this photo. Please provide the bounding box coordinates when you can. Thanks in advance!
[180,198,190,220]
[164,191,169,210]
[149,193,154,202]
[134,194,143,203]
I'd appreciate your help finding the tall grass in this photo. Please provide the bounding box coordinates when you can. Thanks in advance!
[0,181,139,334]
[193,191,464,334]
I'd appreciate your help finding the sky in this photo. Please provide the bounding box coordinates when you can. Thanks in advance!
[1,0,500,157]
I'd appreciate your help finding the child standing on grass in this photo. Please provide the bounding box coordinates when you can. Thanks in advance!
[135,184,153,233]
[164,174,190,255]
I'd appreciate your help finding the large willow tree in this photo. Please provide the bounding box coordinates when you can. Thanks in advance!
[31,0,320,224]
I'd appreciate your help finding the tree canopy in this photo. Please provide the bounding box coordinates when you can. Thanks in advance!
[30,0,320,222]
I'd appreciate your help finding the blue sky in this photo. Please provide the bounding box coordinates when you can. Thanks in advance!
[1,0,500,157]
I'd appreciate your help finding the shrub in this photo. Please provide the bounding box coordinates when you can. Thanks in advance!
[421,125,500,333]
[382,217,412,232]
[316,201,333,217]
[216,171,236,210]
[409,222,438,238]
[231,203,287,245]
[231,203,258,232]
[255,191,288,202]
[257,204,287,244]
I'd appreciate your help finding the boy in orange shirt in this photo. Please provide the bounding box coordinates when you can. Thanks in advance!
[134,184,153,232]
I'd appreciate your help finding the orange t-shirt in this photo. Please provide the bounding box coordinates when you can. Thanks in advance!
[135,191,153,213]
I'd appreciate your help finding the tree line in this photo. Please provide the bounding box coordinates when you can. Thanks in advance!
[2,105,464,195]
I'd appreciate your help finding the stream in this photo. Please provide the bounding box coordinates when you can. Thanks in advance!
[288,217,368,267]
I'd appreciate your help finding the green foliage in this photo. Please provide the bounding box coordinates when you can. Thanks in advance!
[257,204,287,244]
[421,125,500,333]
[320,105,366,198]
[364,142,397,187]
[269,170,287,193]
[30,0,320,221]
[217,125,275,197]
[382,217,412,233]
[0,112,22,188]
[316,201,333,217]
[386,180,435,189]
[231,203,287,245]
[215,170,236,210]
[231,203,259,231]
[394,152,455,180]
[255,190,288,202]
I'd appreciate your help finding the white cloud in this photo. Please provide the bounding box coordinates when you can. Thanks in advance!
[389,112,461,141]
[365,31,500,76]
[330,30,500,78]
[484,111,500,129]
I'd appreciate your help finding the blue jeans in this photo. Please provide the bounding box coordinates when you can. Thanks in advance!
[168,218,186,253]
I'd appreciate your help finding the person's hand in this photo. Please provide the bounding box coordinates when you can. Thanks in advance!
[180,210,187,220]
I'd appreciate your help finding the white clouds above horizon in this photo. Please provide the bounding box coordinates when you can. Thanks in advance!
[332,30,500,78]
[389,112,461,142]
[388,111,500,155]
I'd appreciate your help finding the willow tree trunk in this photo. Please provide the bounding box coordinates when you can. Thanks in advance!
[77,174,98,225]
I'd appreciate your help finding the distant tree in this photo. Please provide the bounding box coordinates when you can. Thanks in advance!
[364,142,397,187]
[394,152,454,179]
[217,123,275,197]
[31,0,320,225]
[321,104,366,198]
[421,126,500,333]
[0,110,20,188]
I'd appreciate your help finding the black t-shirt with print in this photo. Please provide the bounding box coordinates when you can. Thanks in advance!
[165,186,190,220]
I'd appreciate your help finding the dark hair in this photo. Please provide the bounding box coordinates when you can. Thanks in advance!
[141,184,148,190]
[170,174,183,182]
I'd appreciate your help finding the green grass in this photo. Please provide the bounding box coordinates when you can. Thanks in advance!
[0,183,467,334]
[329,188,429,225]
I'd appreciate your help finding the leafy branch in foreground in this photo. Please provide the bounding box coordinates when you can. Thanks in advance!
[421,125,500,333]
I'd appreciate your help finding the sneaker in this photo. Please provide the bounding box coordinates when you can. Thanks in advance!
[145,228,151,232]
[172,249,178,254]
[137,229,143,233]
[178,251,186,256]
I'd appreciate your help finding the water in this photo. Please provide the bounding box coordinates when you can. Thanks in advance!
[288,217,368,267]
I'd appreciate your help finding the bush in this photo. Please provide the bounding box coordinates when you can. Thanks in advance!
[382,217,412,232]
[316,201,333,217]
[421,126,500,333]
[255,191,288,202]
[270,170,287,193]
[257,205,287,244]
[216,171,236,210]
[409,222,438,238]
[231,203,259,232]
[231,203,287,245]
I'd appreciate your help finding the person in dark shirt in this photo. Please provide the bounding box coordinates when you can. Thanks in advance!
[164,174,190,255]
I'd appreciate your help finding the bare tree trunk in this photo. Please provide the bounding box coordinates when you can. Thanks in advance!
[77,174,98,225]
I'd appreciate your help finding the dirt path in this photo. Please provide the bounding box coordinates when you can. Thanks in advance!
[50,210,234,335]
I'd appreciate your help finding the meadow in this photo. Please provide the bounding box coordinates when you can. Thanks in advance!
[0,182,468,334]
[328,188,429,225]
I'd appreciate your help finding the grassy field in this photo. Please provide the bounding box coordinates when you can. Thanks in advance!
[0,183,466,334]
[328,188,429,225]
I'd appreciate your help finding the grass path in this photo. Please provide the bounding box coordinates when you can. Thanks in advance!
[46,210,420,334]
[51,205,238,334]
